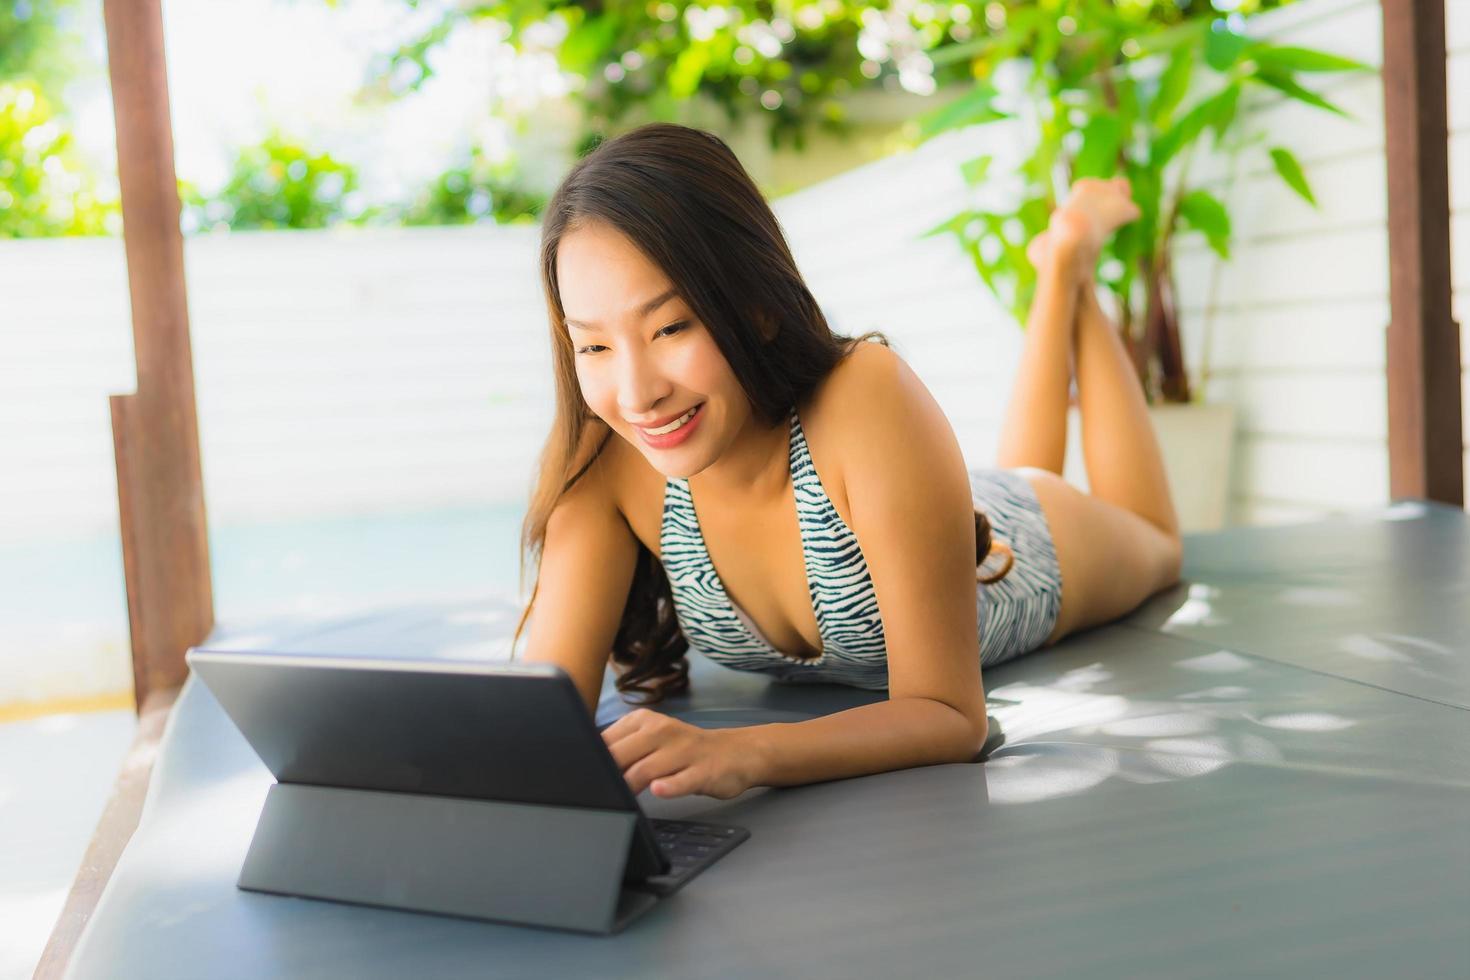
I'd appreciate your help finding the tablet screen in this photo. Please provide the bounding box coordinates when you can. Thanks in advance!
[189,649,641,814]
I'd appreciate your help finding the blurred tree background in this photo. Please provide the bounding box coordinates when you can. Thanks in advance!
[363,0,1295,158]
[2,0,1303,238]
[0,0,118,237]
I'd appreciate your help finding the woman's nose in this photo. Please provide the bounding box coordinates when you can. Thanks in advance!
[614,352,672,419]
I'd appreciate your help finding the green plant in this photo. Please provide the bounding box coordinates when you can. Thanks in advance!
[185,131,367,232]
[0,0,87,95]
[916,2,1369,403]
[399,146,546,225]
[350,0,992,153]
[0,81,116,237]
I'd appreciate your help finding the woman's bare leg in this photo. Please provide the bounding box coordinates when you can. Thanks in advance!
[992,238,1080,474]
[1074,286,1179,537]
[997,178,1183,644]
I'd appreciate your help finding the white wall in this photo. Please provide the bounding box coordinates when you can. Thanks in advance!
[790,0,1470,526]
[0,227,555,545]
[1171,0,1469,523]
[1,0,1465,547]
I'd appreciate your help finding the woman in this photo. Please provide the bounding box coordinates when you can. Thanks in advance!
[514,123,1181,801]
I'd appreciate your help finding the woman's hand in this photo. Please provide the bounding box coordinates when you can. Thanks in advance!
[601,709,765,800]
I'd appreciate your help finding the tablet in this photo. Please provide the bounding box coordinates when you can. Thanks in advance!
[186,647,671,881]
[187,648,640,810]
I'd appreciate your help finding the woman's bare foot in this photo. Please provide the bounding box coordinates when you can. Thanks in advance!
[1026,176,1141,282]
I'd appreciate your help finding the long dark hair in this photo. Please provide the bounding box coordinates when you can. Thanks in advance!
[513,122,1006,704]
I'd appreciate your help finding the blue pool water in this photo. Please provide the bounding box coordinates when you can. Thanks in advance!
[0,503,529,695]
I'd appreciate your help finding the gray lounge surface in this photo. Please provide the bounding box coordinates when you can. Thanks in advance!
[64,501,1470,979]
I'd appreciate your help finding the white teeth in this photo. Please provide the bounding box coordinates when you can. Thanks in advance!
[644,406,698,435]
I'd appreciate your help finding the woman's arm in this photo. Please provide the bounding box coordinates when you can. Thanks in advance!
[519,443,640,714]
[603,695,981,799]
[604,344,991,799]
[740,696,983,787]
[747,343,992,781]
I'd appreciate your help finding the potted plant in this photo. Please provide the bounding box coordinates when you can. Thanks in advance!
[913,3,1369,529]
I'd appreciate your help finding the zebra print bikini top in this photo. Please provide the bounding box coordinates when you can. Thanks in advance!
[659,406,890,690]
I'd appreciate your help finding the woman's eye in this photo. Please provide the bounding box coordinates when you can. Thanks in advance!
[573,322,687,356]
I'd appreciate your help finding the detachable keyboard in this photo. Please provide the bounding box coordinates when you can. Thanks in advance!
[638,818,750,895]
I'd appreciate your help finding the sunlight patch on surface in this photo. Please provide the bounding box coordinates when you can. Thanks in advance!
[1051,662,1113,692]
[1252,711,1356,732]
[1162,583,1224,629]
[1338,634,1415,664]
[1233,732,1286,764]
[1175,650,1254,674]
[1380,633,1455,657]
[1097,712,1217,738]
[984,684,1131,741]
[985,746,1120,805]
[1139,749,1231,779]
[1176,685,1252,700]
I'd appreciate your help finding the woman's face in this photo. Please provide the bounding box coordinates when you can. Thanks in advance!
[557,220,752,479]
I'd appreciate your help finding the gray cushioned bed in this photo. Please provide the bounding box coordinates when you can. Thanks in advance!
[61,500,1470,979]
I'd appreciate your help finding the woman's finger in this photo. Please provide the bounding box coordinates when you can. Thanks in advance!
[604,723,667,771]
[625,749,690,796]
[600,707,653,744]
[650,768,699,799]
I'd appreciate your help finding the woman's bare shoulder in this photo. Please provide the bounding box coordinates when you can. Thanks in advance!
[806,340,929,450]
[804,340,935,520]
[595,427,667,555]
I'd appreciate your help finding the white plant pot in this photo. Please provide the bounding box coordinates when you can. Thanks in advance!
[1062,402,1237,533]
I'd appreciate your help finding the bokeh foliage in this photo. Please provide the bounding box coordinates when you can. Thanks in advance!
[181,132,367,232]
[914,0,1365,402]
[366,0,987,154]
[0,0,117,237]
[363,0,1303,156]
[399,146,546,226]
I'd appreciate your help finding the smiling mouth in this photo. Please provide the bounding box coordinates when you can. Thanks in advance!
[638,403,702,436]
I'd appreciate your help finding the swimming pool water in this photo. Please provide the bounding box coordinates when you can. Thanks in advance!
[0,503,529,701]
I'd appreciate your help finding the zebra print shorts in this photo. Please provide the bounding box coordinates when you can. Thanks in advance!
[970,468,1063,669]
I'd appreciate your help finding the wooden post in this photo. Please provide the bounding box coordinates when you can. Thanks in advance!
[1380,0,1464,506]
[104,0,214,709]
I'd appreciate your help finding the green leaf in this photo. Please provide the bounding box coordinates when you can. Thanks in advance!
[1152,87,1233,166]
[1150,47,1193,127]
[1073,113,1122,178]
[668,43,711,99]
[1250,44,1372,74]
[1018,196,1052,238]
[920,210,977,240]
[1111,221,1143,268]
[1208,83,1240,141]
[916,82,1009,141]
[960,154,993,185]
[1268,147,1317,206]
[560,14,619,75]
[1204,21,1251,72]
[928,8,1041,68]
[1177,189,1231,258]
[1128,19,1208,58]
[1127,161,1163,261]
[1115,74,1140,137]
[1252,67,1350,117]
